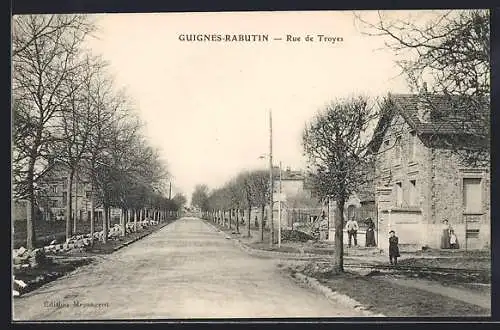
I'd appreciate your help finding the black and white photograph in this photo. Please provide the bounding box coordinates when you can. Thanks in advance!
[11,9,491,320]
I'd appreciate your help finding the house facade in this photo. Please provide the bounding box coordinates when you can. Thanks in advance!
[36,161,107,222]
[370,94,490,251]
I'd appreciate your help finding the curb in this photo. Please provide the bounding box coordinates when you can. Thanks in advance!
[203,220,382,260]
[14,220,177,298]
[112,221,174,252]
[203,219,326,260]
[291,272,386,317]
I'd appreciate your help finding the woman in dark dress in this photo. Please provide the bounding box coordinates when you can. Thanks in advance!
[389,230,400,265]
[440,219,451,249]
[365,217,376,247]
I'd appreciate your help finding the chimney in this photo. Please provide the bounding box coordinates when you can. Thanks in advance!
[417,81,431,122]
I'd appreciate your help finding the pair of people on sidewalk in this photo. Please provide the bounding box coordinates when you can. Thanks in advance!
[441,219,459,249]
[345,217,377,247]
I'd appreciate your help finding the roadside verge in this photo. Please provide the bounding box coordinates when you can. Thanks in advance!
[13,219,178,297]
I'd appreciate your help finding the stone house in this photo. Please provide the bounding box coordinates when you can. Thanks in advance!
[36,160,107,222]
[368,93,490,251]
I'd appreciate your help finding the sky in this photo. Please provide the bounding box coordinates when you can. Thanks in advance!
[84,10,419,202]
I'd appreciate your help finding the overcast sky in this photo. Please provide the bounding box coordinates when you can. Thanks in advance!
[84,10,419,202]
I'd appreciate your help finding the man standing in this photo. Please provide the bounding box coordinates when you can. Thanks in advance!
[346,217,359,248]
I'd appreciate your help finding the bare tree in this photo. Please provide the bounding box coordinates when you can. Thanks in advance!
[82,73,130,243]
[52,54,106,240]
[303,96,377,272]
[248,170,270,242]
[12,14,95,249]
[226,178,244,233]
[236,171,256,238]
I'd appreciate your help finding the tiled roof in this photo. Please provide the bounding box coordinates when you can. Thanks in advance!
[368,93,489,153]
[391,93,488,134]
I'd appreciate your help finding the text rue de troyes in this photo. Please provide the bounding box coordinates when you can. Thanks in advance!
[284,34,343,43]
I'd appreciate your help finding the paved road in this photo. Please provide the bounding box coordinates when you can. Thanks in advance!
[13,217,363,320]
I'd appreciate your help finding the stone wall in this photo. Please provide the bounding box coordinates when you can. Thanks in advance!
[373,114,490,250]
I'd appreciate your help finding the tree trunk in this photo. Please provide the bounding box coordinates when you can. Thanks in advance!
[247,206,251,237]
[25,199,34,249]
[121,208,126,237]
[73,176,78,234]
[333,198,345,273]
[134,209,138,231]
[102,204,109,243]
[229,209,232,229]
[25,151,37,250]
[236,209,239,233]
[260,204,265,242]
[65,170,75,241]
[90,192,94,246]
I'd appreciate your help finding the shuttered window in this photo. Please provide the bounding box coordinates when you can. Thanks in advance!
[463,178,482,213]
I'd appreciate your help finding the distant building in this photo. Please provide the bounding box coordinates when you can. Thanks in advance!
[272,167,307,198]
[35,160,106,222]
[368,93,490,251]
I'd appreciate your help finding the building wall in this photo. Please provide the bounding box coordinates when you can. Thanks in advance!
[273,178,305,198]
[428,149,490,249]
[374,114,490,250]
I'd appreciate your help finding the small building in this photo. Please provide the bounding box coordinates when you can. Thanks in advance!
[272,167,321,229]
[36,160,106,222]
[368,93,490,251]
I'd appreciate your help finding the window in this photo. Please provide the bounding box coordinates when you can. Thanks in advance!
[463,178,482,213]
[50,185,57,194]
[86,191,92,199]
[409,131,417,161]
[409,180,417,206]
[466,229,480,238]
[62,192,67,205]
[50,200,58,208]
[62,180,67,189]
[395,182,403,207]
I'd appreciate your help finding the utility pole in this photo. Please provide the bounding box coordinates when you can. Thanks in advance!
[269,110,274,247]
[278,161,282,248]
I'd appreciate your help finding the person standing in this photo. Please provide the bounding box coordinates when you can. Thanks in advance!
[346,217,359,247]
[449,230,459,249]
[440,219,451,249]
[365,217,376,247]
[389,230,400,265]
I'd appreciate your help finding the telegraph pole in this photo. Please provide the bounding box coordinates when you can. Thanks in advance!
[269,110,274,247]
[278,161,282,248]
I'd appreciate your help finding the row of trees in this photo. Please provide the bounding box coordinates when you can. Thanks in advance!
[12,14,186,249]
[192,169,275,242]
